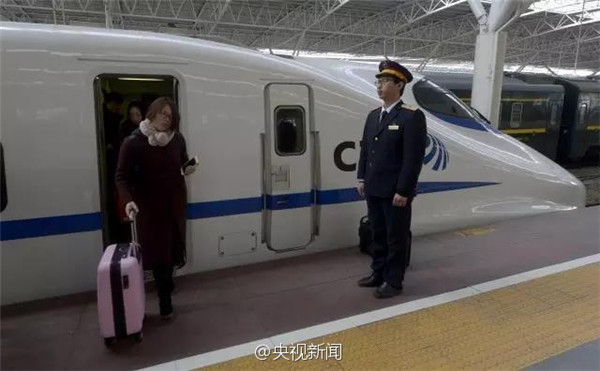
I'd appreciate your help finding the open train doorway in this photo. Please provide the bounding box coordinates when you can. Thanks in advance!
[93,74,179,248]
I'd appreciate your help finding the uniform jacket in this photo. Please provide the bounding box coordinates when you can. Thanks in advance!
[357,101,427,198]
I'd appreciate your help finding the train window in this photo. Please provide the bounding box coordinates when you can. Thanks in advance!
[0,142,6,212]
[413,79,480,120]
[550,104,559,126]
[510,103,523,128]
[578,103,588,126]
[275,106,306,156]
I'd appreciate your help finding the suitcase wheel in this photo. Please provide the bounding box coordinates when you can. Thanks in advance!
[132,331,143,343]
[104,337,115,348]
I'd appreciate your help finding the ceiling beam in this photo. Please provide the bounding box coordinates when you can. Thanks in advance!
[207,0,232,35]
[277,0,351,51]
[334,0,468,53]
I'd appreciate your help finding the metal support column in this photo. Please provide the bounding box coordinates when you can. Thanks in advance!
[467,0,534,128]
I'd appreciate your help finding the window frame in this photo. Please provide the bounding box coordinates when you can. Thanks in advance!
[412,79,482,121]
[510,102,523,128]
[578,103,588,127]
[273,105,307,157]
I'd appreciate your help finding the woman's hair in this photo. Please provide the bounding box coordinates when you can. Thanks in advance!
[146,96,180,132]
[127,100,146,119]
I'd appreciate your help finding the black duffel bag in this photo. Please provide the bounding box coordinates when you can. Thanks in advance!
[359,216,372,255]
[358,215,412,267]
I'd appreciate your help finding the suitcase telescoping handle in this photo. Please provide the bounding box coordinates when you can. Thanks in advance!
[130,215,138,244]
[128,214,139,258]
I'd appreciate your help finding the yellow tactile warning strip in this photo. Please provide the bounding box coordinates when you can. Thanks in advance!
[454,226,496,237]
[200,264,600,370]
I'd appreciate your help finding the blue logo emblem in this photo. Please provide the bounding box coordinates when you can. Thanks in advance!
[424,134,448,171]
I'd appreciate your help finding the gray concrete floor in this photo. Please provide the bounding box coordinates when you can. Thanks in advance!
[527,339,600,371]
[2,206,599,370]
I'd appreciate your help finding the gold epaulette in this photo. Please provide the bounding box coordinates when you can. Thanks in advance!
[401,103,418,111]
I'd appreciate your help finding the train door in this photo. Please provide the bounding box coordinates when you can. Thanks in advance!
[584,94,600,161]
[93,74,179,247]
[263,83,314,251]
[547,97,563,160]
[573,97,590,160]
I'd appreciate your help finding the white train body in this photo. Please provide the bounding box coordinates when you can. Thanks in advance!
[0,23,584,305]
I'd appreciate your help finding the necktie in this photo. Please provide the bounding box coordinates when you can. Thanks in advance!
[380,110,388,124]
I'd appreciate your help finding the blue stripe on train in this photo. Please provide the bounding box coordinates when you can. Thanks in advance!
[0,181,499,241]
[187,196,262,219]
[431,112,501,134]
[266,192,312,210]
[316,182,499,205]
[0,212,102,241]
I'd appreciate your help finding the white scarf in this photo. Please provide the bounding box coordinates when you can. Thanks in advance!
[139,119,175,147]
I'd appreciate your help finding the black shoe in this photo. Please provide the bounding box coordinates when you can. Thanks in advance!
[357,273,384,287]
[159,296,173,320]
[374,282,403,299]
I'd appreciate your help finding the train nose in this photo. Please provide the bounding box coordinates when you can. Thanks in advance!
[508,146,586,211]
[536,160,586,210]
[468,133,587,216]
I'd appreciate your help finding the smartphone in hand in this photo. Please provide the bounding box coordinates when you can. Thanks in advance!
[181,156,198,175]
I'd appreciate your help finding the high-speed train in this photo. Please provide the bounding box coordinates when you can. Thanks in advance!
[0,22,585,305]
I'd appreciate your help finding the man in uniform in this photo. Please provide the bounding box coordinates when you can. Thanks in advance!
[356,60,427,298]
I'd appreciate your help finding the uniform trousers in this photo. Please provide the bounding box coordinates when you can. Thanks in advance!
[366,195,412,288]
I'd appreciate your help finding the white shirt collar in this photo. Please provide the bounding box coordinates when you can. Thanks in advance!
[381,98,402,116]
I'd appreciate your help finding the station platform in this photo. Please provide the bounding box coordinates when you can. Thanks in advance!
[2,206,599,370]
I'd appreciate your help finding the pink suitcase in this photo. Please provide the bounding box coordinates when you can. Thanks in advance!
[97,218,145,347]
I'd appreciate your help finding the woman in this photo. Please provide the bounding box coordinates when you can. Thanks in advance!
[115,101,146,228]
[119,100,145,144]
[115,97,196,319]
